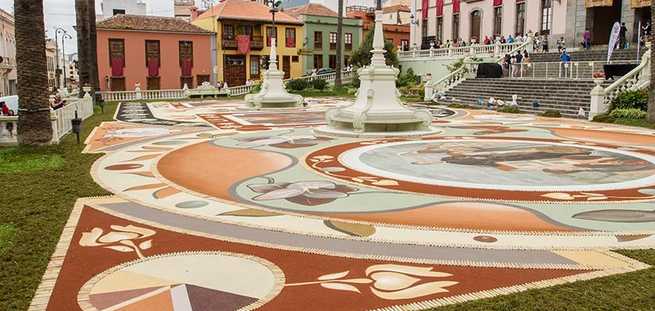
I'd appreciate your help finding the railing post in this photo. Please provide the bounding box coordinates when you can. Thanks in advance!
[494,42,500,58]
[589,79,606,120]
[423,73,433,101]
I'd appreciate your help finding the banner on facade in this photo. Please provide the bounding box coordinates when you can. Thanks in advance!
[607,22,621,62]
[585,0,614,7]
[493,0,503,6]
[436,0,443,17]
[237,35,251,54]
[453,0,460,13]
[422,0,429,19]
[631,0,651,8]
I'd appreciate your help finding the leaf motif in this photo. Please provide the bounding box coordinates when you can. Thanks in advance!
[321,167,346,173]
[372,179,399,186]
[252,188,304,201]
[318,270,350,281]
[104,245,134,253]
[580,192,606,197]
[125,154,161,162]
[351,178,365,183]
[139,240,152,250]
[325,220,376,237]
[365,264,453,278]
[320,282,361,293]
[587,196,608,201]
[371,281,458,300]
[220,208,282,217]
[153,187,181,199]
[312,155,334,160]
[541,192,575,200]
[79,228,104,247]
[123,183,168,192]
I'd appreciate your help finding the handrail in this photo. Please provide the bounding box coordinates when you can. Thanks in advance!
[399,42,526,60]
[602,52,650,100]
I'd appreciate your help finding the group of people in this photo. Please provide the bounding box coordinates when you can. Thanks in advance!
[0,101,15,137]
[501,50,531,77]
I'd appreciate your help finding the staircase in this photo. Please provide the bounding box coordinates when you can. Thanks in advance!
[437,79,608,117]
[529,48,643,63]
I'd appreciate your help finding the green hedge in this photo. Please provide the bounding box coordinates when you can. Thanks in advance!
[287,79,309,91]
[610,89,648,111]
[609,108,647,119]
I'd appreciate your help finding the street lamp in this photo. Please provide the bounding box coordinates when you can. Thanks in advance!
[54,27,70,91]
[265,0,282,67]
[61,32,72,90]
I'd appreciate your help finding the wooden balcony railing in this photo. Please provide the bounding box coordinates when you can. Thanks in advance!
[222,36,264,51]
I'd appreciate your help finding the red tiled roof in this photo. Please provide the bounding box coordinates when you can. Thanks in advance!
[96,14,211,34]
[383,4,410,13]
[197,0,302,25]
[286,3,337,18]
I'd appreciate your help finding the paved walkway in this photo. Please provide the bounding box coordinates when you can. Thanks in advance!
[31,98,654,310]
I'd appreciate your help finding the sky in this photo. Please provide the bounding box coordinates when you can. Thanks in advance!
[0,0,195,55]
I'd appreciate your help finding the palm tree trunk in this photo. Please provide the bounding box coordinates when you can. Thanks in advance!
[335,0,344,88]
[88,0,100,93]
[75,0,90,97]
[649,2,655,122]
[14,0,53,145]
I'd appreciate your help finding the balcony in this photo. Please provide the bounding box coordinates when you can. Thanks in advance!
[222,35,264,51]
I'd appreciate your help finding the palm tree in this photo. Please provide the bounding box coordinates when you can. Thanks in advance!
[75,0,90,97]
[14,0,53,145]
[335,0,344,87]
[649,3,655,122]
[88,0,100,93]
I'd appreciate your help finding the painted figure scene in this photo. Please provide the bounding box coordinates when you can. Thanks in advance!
[1,0,655,311]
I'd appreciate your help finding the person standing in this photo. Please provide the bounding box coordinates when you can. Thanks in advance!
[619,22,627,49]
[583,29,591,50]
[542,34,549,53]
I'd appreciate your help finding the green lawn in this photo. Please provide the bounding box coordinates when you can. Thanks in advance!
[0,102,653,310]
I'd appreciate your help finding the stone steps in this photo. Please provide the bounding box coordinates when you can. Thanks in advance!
[528,48,643,63]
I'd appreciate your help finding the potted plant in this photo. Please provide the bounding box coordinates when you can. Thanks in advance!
[592,71,605,86]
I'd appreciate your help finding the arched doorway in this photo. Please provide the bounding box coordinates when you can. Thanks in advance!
[585,0,623,44]
[470,10,481,42]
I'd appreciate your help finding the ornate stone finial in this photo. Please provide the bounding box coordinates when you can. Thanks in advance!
[269,38,278,71]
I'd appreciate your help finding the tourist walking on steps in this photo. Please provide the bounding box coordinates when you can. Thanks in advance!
[619,22,628,49]
[542,34,549,53]
[583,29,591,50]
[557,37,566,53]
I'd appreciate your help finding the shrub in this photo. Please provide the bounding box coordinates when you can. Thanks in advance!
[541,110,561,118]
[592,113,615,123]
[250,83,261,94]
[610,89,648,111]
[497,105,520,113]
[609,108,647,119]
[287,79,309,91]
[397,68,419,87]
[311,78,328,90]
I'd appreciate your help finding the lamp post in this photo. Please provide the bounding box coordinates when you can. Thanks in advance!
[61,32,72,90]
[265,0,281,69]
[54,27,69,91]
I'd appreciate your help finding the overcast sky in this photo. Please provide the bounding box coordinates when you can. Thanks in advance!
[0,0,197,55]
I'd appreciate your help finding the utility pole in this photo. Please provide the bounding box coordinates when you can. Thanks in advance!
[335,0,344,88]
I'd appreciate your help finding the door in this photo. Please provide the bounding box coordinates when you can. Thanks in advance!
[224,55,246,86]
[283,55,291,79]
[471,10,481,42]
[110,77,125,91]
[147,77,160,90]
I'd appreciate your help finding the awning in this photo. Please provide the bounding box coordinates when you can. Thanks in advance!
[631,0,651,8]
[585,0,614,8]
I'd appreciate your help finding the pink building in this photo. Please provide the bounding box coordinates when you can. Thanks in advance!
[96,14,213,92]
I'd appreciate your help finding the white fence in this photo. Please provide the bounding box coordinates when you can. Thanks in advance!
[506,61,639,80]
[0,93,94,145]
[98,70,355,102]
[399,42,526,60]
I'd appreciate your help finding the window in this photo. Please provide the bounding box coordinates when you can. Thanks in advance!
[314,31,322,49]
[285,28,296,48]
[292,55,299,62]
[250,55,260,79]
[345,33,353,50]
[223,24,235,40]
[266,26,277,46]
[108,39,125,77]
[541,0,552,35]
[329,32,337,50]
[179,41,193,77]
[329,55,336,69]
[145,40,160,78]
[112,9,126,15]
[313,54,323,69]
[493,7,502,37]
[452,14,460,40]
[400,39,409,51]
[421,19,428,39]
[197,75,210,85]
[515,2,526,36]
[436,17,443,42]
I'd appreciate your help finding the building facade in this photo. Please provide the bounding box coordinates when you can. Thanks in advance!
[174,0,194,21]
[413,0,650,49]
[96,14,213,91]
[0,8,16,97]
[287,4,363,74]
[348,6,411,51]
[45,39,57,90]
[98,0,147,20]
[192,0,304,87]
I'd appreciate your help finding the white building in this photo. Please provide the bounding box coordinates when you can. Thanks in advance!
[0,8,16,97]
[98,0,147,20]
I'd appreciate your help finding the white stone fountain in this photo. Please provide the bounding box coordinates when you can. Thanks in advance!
[245,38,303,109]
[314,8,436,137]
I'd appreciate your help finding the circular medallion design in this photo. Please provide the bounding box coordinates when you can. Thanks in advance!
[307,138,655,201]
[79,252,284,311]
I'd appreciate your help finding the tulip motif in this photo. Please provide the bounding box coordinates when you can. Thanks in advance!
[79,225,156,259]
[285,264,458,300]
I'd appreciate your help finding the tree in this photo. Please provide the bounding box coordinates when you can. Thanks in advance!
[649,2,655,122]
[335,0,344,87]
[14,0,53,145]
[351,30,399,68]
[75,0,90,97]
[88,0,100,93]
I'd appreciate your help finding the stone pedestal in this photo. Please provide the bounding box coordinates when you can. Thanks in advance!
[245,38,303,109]
[315,9,437,137]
